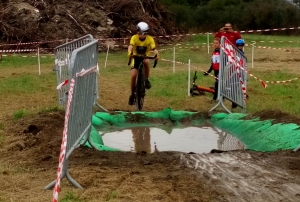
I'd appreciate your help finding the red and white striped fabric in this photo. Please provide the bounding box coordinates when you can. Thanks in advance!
[0,39,64,47]
[76,66,98,77]
[52,78,75,202]
[160,58,218,80]
[56,80,69,90]
[0,49,37,53]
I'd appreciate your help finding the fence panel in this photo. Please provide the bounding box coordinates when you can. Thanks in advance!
[65,40,98,158]
[210,36,248,113]
[45,40,99,190]
[54,34,94,108]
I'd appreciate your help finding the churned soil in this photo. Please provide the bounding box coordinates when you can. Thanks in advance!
[0,110,300,201]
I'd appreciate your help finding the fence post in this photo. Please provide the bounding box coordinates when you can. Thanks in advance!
[173,46,175,74]
[251,41,256,68]
[207,32,210,54]
[37,47,41,75]
[188,59,191,96]
[104,44,110,68]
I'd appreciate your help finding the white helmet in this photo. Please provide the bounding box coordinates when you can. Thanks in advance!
[136,22,149,33]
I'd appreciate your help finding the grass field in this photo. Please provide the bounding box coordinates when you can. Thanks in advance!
[1,34,300,118]
[190,33,300,48]
[1,33,300,202]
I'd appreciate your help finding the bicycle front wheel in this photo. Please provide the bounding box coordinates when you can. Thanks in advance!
[135,72,145,111]
[136,95,144,111]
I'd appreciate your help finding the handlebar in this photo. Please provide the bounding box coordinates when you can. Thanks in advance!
[193,71,197,83]
[128,55,158,68]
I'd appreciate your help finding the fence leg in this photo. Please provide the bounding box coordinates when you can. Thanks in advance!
[209,97,231,114]
[44,159,82,190]
[96,103,108,112]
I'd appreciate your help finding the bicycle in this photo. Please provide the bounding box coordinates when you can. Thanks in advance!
[128,55,158,111]
[190,71,215,96]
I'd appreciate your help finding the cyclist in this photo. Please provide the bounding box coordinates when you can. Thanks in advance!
[127,22,159,105]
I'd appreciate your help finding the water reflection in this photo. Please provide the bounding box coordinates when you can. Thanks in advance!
[131,127,151,153]
[100,125,245,154]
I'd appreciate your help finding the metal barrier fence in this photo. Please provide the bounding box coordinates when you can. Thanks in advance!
[210,36,248,113]
[45,40,100,189]
[54,34,94,108]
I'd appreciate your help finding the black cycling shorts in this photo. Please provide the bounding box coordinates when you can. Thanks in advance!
[131,57,144,70]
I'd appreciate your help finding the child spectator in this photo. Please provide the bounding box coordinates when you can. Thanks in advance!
[236,39,245,54]
[204,37,220,102]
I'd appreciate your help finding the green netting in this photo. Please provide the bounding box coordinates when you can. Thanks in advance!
[210,113,300,152]
[87,108,300,152]
[81,126,121,151]
[88,108,205,151]
[93,107,200,129]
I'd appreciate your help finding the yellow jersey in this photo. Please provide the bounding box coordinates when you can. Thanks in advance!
[129,34,156,56]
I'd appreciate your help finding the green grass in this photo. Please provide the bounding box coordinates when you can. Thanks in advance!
[13,109,28,120]
[1,35,300,116]
[59,191,85,202]
[189,34,300,48]
[0,73,56,94]
[99,43,300,115]
[0,54,54,68]
[40,105,64,113]
[245,70,300,115]
[105,190,120,201]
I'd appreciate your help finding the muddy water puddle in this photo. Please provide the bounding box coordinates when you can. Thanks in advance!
[99,124,245,154]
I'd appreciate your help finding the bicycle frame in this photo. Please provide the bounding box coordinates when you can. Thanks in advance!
[190,71,215,96]
[128,55,157,111]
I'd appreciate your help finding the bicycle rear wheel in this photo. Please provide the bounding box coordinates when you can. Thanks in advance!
[135,71,145,111]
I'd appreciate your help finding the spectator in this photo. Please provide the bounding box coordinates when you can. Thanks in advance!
[236,39,245,54]
[215,23,242,46]
[204,37,220,102]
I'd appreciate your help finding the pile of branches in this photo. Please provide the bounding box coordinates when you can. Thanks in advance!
[104,0,177,37]
[0,0,178,46]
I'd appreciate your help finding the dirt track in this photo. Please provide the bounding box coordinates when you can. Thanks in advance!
[0,111,300,201]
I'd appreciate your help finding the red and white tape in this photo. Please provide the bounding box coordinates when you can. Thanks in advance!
[0,39,64,47]
[76,66,98,77]
[0,49,37,53]
[57,80,69,90]
[255,40,300,43]
[160,58,218,80]
[255,45,292,52]
[0,26,300,48]
[1,54,54,58]
[265,77,300,84]
[52,78,75,202]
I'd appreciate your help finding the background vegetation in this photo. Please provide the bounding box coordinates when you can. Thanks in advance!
[158,0,300,33]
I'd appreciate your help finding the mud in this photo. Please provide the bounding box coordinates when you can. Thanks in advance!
[1,110,300,201]
[243,108,300,124]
